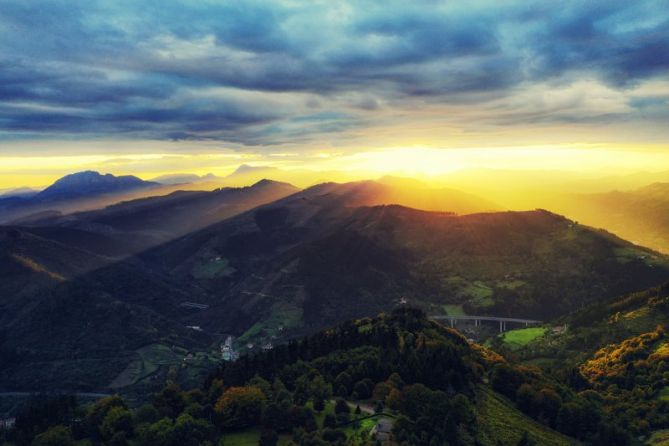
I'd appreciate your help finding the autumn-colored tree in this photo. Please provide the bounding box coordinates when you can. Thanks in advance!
[214,386,265,429]
[386,388,402,411]
[372,382,392,403]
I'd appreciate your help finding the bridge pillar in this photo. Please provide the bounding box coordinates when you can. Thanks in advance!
[450,318,454,328]
[499,320,503,333]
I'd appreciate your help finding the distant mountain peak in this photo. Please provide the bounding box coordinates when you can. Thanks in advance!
[227,164,278,177]
[37,171,156,201]
[249,178,299,191]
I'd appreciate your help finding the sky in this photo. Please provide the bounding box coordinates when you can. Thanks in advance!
[1,0,669,188]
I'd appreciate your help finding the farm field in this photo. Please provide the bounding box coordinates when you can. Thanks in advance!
[499,327,547,350]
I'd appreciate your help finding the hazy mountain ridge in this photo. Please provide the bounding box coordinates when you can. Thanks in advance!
[555,182,669,254]
[36,171,156,201]
[14,179,299,257]
[0,171,163,225]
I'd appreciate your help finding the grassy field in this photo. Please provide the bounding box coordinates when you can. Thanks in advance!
[477,387,576,446]
[500,327,548,350]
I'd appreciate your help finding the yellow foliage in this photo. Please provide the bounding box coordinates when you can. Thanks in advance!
[580,328,665,385]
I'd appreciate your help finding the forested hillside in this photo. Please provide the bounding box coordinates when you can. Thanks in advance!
[5,309,625,446]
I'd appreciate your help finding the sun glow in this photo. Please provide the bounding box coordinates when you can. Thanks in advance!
[3,143,669,191]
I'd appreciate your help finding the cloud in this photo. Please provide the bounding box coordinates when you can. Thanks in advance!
[0,0,668,148]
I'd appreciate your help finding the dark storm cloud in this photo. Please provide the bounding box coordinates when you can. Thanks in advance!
[0,0,667,145]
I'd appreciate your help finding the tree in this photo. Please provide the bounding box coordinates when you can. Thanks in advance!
[537,388,562,424]
[353,379,373,399]
[491,364,524,400]
[31,425,74,446]
[108,432,129,446]
[333,372,352,396]
[184,388,206,405]
[516,384,538,414]
[386,388,401,411]
[208,379,225,403]
[322,428,346,443]
[172,413,214,446]
[372,382,392,403]
[134,404,160,425]
[87,395,127,439]
[309,375,332,409]
[140,418,174,446]
[334,399,350,415]
[451,394,476,426]
[387,373,405,390]
[273,379,289,401]
[100,406,133,440]
[595,422,630,446]
[249,376,272,398]
[215,386,265,429]
[262,402,290,431]
[155,383,186,419]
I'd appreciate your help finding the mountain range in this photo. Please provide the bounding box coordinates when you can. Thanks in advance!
[17,179,299,257]
[2,175,669,394]
[0,171,162,225]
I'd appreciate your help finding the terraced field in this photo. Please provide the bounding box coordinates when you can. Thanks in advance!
[109,344,180,389]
